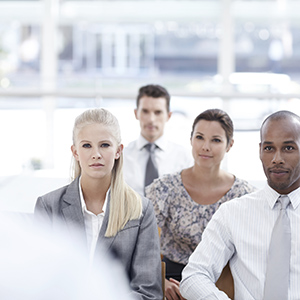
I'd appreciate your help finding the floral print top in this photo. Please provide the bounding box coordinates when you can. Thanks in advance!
[145,171,256,265]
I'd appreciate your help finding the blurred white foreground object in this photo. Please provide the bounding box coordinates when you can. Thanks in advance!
[0,212,133,300]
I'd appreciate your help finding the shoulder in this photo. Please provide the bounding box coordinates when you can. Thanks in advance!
[145,172,183,205]
[221,188,263,211]
[139,196,156,219]
[123,140,138,152]
[165,140,190,154]
[35,184,70,216]
[213,188,267,231]
[37,179,77,207]
[232,177,257,193]
[221,177,258,206]
[141,196,151,210]
[157,171,181,184]
[39,184,69,202]
[162,141,193,166]
[147,172,182,192]
[123,140,139,164]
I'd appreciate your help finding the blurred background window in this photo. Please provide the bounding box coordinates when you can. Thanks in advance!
[0,0,300,212]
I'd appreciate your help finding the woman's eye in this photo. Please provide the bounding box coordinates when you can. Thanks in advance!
[82,143,91,148]
[213,139,221,143]
[101,143,110,148]
[196,135,203,139]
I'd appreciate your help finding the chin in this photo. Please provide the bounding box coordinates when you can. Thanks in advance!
[268,180,289,194]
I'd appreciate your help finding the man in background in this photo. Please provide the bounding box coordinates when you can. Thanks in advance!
[123,84,193,195]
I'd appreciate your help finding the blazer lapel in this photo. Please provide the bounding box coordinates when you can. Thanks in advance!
[61,177,87,245]
[96,192,117,252]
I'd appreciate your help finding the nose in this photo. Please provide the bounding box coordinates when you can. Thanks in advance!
[148,112,155,122]
[92,150,101,160]
[272,150,284,164]
[202,140,210,151]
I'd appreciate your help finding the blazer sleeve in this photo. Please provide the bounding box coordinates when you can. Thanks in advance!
[130,198,163,300]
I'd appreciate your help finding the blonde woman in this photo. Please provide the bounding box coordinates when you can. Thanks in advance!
[35,108,162,300]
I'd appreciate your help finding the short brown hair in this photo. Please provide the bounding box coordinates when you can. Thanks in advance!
[191,108,234,145]
[136,84,170,112]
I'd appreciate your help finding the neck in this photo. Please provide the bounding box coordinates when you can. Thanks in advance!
[80,175,110,203]
[191,164,222,182]
[142,134,162,144]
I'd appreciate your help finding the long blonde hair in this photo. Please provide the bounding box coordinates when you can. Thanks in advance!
[71,108,142,237]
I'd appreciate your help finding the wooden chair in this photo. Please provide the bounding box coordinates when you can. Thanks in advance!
[161,261,166,300]
[158,227,233,299]
[216,262,234,299]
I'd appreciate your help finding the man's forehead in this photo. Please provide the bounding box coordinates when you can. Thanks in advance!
[262,117,299,134]
[261,125,300,145]
[261,139,296,145]
[139,96,168,110]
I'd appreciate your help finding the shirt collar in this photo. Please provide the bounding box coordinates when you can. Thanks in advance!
[264,183,300,210]
[79,177,108,215]
[286,187,300,210]
[137,134,167,151]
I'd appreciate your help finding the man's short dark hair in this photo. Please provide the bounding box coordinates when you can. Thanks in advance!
[136,84,170,112]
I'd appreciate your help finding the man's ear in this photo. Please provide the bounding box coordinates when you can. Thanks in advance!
[71,145,79,161]
[115,144,124,160]
[134,108,139,120]
[167,111,172,121]
[259,142,262,160]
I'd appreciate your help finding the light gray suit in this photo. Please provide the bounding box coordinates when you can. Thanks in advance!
[34,177,162,300]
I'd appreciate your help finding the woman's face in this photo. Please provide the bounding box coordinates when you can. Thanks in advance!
[71,123,123,181]
[191,120,233,168]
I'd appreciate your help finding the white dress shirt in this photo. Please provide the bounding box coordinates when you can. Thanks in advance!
[180,184,300,300]
[79,178,108,262]
[123,134,193,195]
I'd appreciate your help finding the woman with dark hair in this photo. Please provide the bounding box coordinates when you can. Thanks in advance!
[146,108,256,300]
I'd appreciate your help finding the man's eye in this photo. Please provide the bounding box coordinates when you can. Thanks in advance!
[285,146,294,151]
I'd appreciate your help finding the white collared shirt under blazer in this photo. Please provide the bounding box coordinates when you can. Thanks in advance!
[78,177,108,262]
[180,184,300,300]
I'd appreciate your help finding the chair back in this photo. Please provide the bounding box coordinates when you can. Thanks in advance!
[161,261,166,300]
[216,262,234,299]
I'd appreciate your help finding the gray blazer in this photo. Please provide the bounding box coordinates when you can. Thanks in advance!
[34,177,162,300]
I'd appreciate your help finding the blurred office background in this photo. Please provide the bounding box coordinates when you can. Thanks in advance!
[0,0,300,213]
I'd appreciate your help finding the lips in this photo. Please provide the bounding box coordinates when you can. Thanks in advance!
[146,125,156,130]
[269,168,289,178]
[269,168,288,174]
[89,163,104,167]
[199,154,212,159]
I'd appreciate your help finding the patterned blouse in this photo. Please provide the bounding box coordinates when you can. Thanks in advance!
[145,171,256,265]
